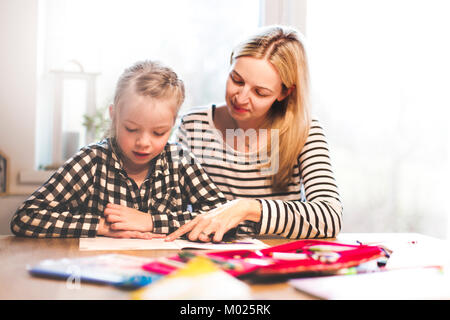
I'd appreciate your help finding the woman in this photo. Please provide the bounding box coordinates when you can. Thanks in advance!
[166,25,343,243]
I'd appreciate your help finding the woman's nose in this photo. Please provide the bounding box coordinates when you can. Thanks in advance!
[236,86,250,104]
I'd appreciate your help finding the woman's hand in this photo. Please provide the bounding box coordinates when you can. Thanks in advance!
[165,199,262,243]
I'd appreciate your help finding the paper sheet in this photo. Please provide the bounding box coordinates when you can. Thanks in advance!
[289,268,450,300]
[79,237,268,251]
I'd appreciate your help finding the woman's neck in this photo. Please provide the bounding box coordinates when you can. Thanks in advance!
[214,105,266,153]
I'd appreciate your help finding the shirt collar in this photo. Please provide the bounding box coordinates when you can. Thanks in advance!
[101,138,169,181]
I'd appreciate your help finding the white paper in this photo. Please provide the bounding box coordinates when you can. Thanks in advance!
[79,237,268,251]
[289,268,450,300]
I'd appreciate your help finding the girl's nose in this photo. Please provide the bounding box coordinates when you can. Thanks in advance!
[136,132,152,148]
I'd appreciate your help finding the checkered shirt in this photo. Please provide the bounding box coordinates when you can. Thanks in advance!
[10,139,227,238]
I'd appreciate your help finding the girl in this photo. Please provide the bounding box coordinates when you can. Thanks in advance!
[166,25,343,243]
[10,60,227,238]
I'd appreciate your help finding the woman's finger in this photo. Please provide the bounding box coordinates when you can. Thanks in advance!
[212,226,227,243]
[165,220,197,241]
[187,216,212,242]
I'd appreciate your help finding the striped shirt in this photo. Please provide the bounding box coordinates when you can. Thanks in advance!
[175,105,343,239]
[10,138,227,238]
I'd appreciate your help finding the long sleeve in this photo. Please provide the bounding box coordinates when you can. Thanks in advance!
[257,120,343,239]
[151,146,228,234]
[10,148,100,238]
[174,107,343,239]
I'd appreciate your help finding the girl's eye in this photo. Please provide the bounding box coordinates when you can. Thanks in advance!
[125,127,137,132]
[154,131,167,137]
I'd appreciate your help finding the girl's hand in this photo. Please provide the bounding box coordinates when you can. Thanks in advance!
[103,203,155,232]
[165,199,262,243]
[97,217,165,239]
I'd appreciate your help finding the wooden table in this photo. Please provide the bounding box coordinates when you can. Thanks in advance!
[0,233,443,300]
[0,235,314,300]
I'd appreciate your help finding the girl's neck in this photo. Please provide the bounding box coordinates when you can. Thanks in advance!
[122,160,150,188]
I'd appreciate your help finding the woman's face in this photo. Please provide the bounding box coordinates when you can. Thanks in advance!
[225,56,287,129]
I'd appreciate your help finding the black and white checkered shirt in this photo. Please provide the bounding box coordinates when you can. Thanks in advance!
[10,139,227,238]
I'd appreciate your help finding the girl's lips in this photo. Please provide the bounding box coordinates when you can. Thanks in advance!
[133,151,150,159]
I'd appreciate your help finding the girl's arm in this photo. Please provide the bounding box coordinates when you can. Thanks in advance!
[10,148,100,238]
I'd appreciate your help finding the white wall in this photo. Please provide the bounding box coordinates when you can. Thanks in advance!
[0,0,42,234]
[0,0,41,195]
[263,0,307,34]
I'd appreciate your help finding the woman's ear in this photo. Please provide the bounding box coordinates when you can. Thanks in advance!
[277,85,295,102]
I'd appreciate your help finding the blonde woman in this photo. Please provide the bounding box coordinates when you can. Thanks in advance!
[11,60,227,238]
[167,25,343,242]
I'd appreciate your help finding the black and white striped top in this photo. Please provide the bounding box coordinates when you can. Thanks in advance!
[175,105,343,239]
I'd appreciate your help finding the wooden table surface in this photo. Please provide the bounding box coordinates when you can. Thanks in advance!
[0,235,315,300]
[1,233,440,300]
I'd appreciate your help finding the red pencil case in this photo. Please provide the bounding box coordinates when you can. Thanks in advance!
[142,240,386,278]
[207,239,386,277]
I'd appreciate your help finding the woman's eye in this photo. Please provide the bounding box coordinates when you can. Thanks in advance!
[255,90,270,97]
[125,127,137,132]
[230,74,244,85]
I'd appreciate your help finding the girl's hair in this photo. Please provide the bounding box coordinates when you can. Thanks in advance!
[230,25,311,191]
[109,60,185,138]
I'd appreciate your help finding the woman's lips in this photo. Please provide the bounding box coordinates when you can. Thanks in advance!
[232,103,249,113]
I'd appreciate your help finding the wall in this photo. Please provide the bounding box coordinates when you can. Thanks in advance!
[0,0,41,195]
[0,0,43,234]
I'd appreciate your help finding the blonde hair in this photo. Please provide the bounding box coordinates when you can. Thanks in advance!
[109,60,185,138]
[231,25,311,191]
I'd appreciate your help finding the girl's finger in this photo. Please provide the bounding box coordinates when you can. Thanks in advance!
[104,207,122,216]
[149,233,167,239]
[111,222,130,231]
[105,214,122,223]
[106,203,126,210]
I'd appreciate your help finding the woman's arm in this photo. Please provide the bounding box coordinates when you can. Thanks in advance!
[154,147,228,235]
[167,119,342,241]
[254,120,343,238]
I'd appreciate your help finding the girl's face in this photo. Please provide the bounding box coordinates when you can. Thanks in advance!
[110,88,176,173]
[225,56,288,129]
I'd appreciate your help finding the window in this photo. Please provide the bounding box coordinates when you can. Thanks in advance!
[306,0,450,238]
[37,0,261,168]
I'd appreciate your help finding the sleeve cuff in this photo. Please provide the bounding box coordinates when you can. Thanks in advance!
[256,199,270,235]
